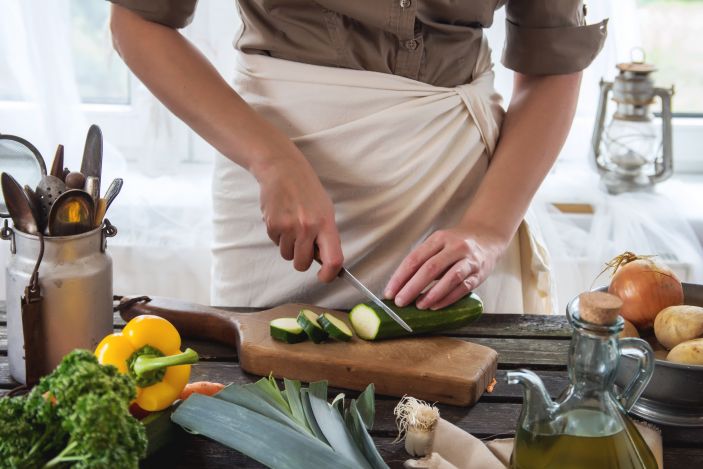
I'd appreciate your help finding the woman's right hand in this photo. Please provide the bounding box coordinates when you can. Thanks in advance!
[253,140,344,283]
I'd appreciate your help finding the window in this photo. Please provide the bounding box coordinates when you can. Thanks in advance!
[69,0,130,105]
[635,0,703,116]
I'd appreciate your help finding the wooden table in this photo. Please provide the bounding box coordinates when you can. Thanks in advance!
[1,303,701,467]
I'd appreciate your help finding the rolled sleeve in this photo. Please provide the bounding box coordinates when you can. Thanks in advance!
[106,0,198,29]
[501,0,607,75]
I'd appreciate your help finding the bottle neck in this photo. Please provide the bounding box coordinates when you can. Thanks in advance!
[568,328,620,395]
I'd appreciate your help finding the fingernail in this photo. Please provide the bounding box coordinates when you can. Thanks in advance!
[395,296,406,308]
[416,301,427,310]
[383,288,393,299]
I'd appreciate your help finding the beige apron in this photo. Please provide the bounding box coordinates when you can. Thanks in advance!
[212,38,555,314]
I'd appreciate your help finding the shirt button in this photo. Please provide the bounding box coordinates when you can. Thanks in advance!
[400,0,411,8]
[405,39,418,50]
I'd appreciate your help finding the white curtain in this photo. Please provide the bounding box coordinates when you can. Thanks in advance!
[0,0,238,303]
[1,0,700,311]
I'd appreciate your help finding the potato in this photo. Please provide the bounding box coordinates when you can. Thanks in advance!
[666,338,703,365]
[653,305,703,350]
[619,318,639,338]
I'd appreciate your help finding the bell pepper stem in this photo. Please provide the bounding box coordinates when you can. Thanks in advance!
[132,348,199,377]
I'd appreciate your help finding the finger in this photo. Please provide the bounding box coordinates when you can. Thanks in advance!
[315,226,344,283]
[279,234,295,261]
[293,233,315,272]
[416,258,475,310]
[384,235,444,299]
[394,248,463,308]
[429,275,478,310]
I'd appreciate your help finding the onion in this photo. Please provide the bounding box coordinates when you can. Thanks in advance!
[607,252,684,329]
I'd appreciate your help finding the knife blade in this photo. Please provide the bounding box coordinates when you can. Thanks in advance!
[80,124,103,196]
[337,267,413,333]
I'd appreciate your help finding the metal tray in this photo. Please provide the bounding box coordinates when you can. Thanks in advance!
[613,283,703,427]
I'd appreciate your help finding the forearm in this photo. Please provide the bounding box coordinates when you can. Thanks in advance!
[109,5,300,177]
[459,72,582,242]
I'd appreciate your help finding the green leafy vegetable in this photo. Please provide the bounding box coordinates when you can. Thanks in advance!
[0,349,147,469]
[172,376,389,469]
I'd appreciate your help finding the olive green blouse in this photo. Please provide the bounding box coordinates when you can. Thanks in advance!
[108,0,607,87]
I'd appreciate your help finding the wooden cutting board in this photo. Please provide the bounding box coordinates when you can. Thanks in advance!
[118,296,498,406]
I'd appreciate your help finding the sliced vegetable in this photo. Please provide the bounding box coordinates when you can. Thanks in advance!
[350,293,483,340]
[318,313,354,341]
[297,309,328,343]
[270,317,308,343]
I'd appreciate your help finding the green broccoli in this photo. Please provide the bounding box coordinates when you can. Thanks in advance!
[0,349,147,469]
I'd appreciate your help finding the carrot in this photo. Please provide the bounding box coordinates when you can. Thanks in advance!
[179,381,225,400]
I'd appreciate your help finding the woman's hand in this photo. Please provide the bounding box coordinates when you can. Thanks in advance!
[254,140,344,283]
[384,226,509,310]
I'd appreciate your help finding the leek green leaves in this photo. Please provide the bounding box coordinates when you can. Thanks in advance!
[171,376,388,469]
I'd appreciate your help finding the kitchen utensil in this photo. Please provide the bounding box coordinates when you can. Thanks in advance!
[47,189,95,236]
[35,175,67,226]
[80,124,103,197]
[5,226,116,383]
[312,248,412,332]
[1,173,39,235]
[49,144,64,180]
[65,171,86,189]
[613,282,703,427]
[339,267,412,332]
[0,134,46,218]
[23,185,43,233]
[93,177,123,228]
[117,297,498,406]
[84,176,100,203]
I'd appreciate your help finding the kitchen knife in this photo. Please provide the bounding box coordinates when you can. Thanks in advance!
[80,124,103,196]
[337,266,413,332]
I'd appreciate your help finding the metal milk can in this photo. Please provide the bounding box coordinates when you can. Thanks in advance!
[3,222,116,383]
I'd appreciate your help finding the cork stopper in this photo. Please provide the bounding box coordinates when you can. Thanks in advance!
[579,291,623,326]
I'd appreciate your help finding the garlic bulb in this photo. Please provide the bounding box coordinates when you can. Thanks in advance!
[393,396,440,457]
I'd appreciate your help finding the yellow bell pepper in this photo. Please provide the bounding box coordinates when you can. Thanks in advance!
[95,315,199,411]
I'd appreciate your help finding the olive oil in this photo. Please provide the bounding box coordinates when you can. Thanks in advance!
[511,410,657,469]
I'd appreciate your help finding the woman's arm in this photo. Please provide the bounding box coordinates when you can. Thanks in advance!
[110,5,343,281]
[385,72,581,309]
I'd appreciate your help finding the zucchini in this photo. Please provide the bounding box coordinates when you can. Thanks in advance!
[349,293,483,341]
[270,318,308,343]
[297,309,328,343]
[317,313,353,342]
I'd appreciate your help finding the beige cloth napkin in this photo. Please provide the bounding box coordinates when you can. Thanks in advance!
[403,418,663,469]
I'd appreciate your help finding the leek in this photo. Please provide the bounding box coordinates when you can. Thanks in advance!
[171,376,389,469]
[172,394,358,469]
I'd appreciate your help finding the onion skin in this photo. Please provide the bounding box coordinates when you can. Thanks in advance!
[608,258,684,329]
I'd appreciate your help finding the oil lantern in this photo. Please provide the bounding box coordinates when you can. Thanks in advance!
[590,50,675,194]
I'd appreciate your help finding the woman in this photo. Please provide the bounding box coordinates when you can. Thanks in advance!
[109,1,606,314]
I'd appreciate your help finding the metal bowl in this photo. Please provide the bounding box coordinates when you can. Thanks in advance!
[612,283,703,427]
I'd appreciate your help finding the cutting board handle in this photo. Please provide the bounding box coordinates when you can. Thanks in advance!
[116,296,241,349]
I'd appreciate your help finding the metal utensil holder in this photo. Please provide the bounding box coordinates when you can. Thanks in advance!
[2,220,117,383]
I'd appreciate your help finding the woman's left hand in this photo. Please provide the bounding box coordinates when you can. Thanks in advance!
[384,226,509,310]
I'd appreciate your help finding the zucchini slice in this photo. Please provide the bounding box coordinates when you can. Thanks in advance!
[296,309,328,343]
[349,293,483,341]
[317,313,353,342]
[270,318,308,344]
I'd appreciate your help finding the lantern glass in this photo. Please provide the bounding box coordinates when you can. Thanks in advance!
[600,115,662,175]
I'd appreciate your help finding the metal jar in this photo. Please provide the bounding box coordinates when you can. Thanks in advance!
[3,223,116,383]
